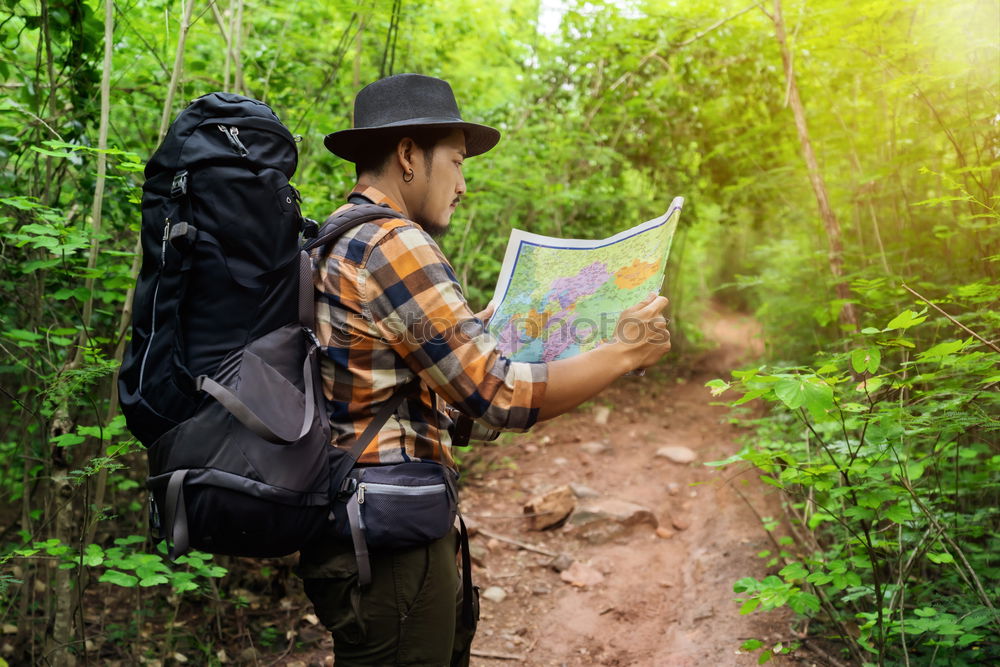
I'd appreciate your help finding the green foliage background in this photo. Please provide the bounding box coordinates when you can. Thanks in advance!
[0,0,997,664]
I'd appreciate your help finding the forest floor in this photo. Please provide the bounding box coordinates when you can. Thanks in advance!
[72,307,825,666]
[279,307,818,666]
[454,307,801,667]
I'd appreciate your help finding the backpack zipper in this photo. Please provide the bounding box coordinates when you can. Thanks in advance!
[138,283,161,391]
[139,218,171,391]
[160,217,170,264]
[218,124,249,157]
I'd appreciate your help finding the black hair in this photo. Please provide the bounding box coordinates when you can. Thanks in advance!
[354,126,456,179]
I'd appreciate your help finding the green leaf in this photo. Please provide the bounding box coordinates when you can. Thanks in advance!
[778,562,807,581]
[51,433,85,448]
[928,552,954,564]
[851,347,881,374]
[918,339,967,360]
[740,598,761,615]
[885,309,927,331]
[757,649,773,664]
[99,570,138,587]
[806,572,832,585]
[4,329,43,342]
[82,544,104,567]
[29,146,77,158]
[759,475,784,489]
[883,503,914,524]
[741,639,764,651]
[774,378,805,410]
[139,574,169,587]
[956,633,983,646]
[788,592,820,614]
[856,376,884,393]
[733,388,769,405]
[0,196,43,210]
[705,379,730,396]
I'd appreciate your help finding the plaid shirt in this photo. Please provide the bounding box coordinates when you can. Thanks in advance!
[312,186,548,467]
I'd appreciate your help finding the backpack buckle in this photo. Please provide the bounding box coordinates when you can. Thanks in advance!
[338,476,358,499]
[168,221,198,253]
[301,217,319,239]
[303,327,321,348]
[171,170,189,198]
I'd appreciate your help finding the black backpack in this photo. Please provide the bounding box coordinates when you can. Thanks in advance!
[118,92,408,559]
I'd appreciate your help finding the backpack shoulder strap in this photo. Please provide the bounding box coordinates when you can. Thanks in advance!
[302,203,406,253]
[298,202,408,329]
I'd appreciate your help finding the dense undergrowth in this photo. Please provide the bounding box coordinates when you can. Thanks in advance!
[711,281,999,666]
[708,182,999,666]
[2,0,997,665]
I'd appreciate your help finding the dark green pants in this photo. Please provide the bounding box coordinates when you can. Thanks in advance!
[298,529,477,666]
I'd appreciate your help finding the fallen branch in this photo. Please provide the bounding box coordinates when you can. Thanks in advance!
[475,528,559,558]
[470,649,525,661]
[465,510,560,520]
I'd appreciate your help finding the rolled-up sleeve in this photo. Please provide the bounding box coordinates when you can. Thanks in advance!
[359,224,548,431]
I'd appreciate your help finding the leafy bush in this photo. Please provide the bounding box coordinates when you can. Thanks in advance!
[709,290,1000,665]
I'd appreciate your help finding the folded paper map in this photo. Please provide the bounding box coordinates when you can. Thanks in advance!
[488,197,684,363]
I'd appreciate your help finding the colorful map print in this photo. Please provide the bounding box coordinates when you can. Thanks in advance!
[488,197,683,363]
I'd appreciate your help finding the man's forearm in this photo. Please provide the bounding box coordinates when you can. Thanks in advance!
[536,343,634,421]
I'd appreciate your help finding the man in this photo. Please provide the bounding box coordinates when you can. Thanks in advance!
[298,73,670,666]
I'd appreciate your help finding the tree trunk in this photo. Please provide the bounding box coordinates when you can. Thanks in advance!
[233,0,244,95]
[84,0,117,547]
[353,14,365,89]
[46,429,77,667]
[771,0,858,332]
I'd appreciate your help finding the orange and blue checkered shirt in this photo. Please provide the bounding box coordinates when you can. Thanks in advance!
[312,186,549,468]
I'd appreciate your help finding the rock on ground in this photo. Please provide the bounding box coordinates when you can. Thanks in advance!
[568,498,658,544]
[559,561,605,587]
[569,482,600,498]
[523,485,576,530]
[593,405,611,425]
[481,586,507,603]
[579,441,610,455]
[656,445,697,463]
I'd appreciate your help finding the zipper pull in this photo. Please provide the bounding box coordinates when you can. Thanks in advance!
[161,217,171,265]
[357,483,366,504]
[218,124,249,157]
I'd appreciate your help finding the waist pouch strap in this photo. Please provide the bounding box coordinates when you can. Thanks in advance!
[346,493,372,586]
[459,513,475,627]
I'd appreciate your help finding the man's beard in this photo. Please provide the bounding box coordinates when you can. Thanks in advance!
[413,212,451,239]
[424,222,450,239]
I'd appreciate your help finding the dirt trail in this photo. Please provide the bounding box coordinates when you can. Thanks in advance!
[462,307,793,666]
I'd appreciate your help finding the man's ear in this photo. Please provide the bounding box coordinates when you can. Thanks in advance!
[396,137,416,175]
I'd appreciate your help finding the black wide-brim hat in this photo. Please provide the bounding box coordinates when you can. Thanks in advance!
[324,73,501,163]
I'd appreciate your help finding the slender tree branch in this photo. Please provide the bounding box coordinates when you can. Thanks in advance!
[675,2,759,47]
[900,283,1000,353]
[158,0,197,142]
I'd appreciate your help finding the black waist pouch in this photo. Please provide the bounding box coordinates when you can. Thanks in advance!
[331,460,458,585]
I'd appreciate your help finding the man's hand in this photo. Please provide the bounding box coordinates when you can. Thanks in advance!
[612,294,671,372]
[473,301,496,325]
[536,293,671,421]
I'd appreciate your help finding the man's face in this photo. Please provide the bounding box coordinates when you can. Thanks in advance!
[409,129,467,237]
